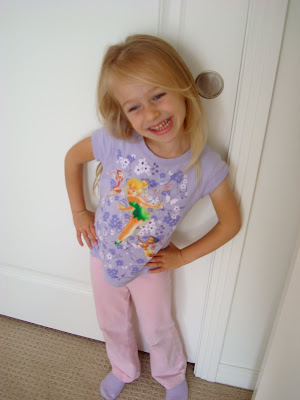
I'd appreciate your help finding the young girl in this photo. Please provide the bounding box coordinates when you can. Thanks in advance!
[65,34,241,400]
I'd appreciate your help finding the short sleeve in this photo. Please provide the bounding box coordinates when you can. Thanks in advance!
[198,146,229,198]
[91,128,112,162]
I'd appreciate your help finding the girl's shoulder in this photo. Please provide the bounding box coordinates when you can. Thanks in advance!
[200,145,227,170]
[92,126,119,145]
[198,145,229,198]
[91,127,126,162]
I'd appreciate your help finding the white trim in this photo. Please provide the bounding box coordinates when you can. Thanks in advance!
[158,0,185,48]
[0,263,104,341]
[216,363,259,391]
[194,0,288,382]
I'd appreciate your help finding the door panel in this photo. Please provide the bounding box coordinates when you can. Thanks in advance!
[165,0,249,361]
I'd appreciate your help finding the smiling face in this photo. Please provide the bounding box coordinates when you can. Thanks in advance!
[111,77,189,158]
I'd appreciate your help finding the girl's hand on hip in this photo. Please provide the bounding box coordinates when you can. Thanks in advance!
[72,210,98,250]
[146,242,184,273]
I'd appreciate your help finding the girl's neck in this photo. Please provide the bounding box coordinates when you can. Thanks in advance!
[143,136,191,159]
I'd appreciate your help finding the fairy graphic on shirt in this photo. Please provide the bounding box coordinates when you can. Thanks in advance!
[115,178,163,245]
[107,169,124,197]
[137,235,160,257]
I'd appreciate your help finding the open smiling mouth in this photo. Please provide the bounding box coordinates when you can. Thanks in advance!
[148,118,173,135]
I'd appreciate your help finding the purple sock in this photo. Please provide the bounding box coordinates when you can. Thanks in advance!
[100,372,126,400]
[165,380,188,400]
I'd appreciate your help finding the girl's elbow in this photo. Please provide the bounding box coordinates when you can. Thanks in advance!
[64,146,82,167]
[231,212,242,238]
[233,221,242,238]
[64,149,75,170]
[65,146,75,162]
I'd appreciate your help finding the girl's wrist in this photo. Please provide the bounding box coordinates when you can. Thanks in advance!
[72,209,87,214]
[180,246,197,266]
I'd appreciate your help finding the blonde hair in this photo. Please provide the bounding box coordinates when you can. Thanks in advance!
[126,178,148,193]
[94,34,208,191]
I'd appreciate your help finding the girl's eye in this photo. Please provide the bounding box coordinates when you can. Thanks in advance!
[128,105,139,112]
[153,93,165,101]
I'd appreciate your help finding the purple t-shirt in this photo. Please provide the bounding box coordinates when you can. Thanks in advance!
[91,128,228,287]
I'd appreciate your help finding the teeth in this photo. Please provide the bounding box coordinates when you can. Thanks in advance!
[150,119,171,131]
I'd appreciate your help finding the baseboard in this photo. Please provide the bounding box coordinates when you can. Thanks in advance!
[0,262,104,341]
[216,363,259,390]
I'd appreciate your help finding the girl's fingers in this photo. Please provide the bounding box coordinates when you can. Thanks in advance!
[149,253,162,260]
[82,232,92,249]
[146,260,162,268]
[76,226,97,248]
[90,225,98,244]
[149,267,164,274]
[76,231,84,247]
[86,225,97,245]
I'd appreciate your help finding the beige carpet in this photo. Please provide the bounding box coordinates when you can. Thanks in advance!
[1,315,253,400]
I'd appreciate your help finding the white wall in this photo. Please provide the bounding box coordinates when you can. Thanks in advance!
[253,234,300,400]
[218,0,300,388]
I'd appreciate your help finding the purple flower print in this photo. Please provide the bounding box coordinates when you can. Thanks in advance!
[103,212,110,222]
[170,171,184,184]
[116,260,124,266]
[109,215,122,229]
[110,179,117,189]
[163,214,181,227]
[107,268,118,278]
[131,266,139,275]
[153,162,159,174]
[127,155,136,163]
[124,214,131,221]
[148,179,158,188]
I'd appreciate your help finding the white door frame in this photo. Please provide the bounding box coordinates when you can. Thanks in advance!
[158,0,289,381]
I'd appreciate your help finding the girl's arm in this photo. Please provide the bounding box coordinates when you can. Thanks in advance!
[64,136,98,249]
[147,178,241,272]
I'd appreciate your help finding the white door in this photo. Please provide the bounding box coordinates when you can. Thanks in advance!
[0,0,248,364]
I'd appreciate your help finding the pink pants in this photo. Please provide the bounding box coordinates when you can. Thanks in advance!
[90,256,187,389]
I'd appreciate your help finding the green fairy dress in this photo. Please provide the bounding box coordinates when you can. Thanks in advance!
[129,201,150,221]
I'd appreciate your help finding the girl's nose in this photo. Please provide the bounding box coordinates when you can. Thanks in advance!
[144,104,160,121]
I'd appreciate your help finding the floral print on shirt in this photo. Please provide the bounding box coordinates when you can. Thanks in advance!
[94,148,189,284]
